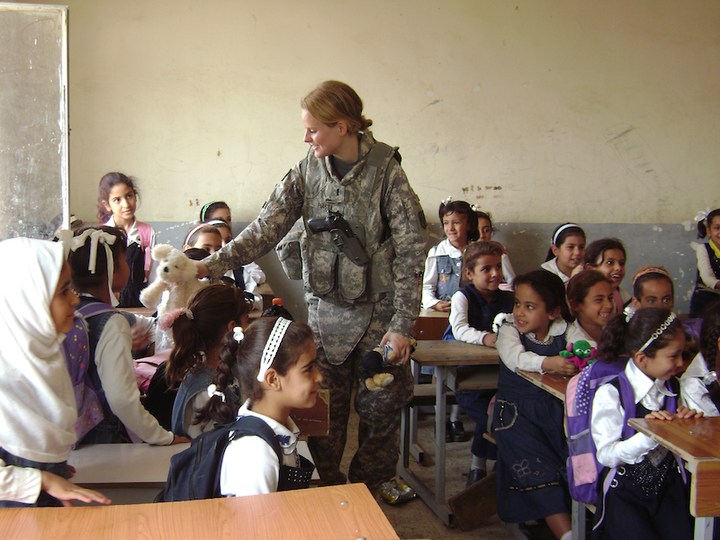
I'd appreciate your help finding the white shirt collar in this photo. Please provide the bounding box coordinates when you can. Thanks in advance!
[625,359,675,408]
[238,399,300,453]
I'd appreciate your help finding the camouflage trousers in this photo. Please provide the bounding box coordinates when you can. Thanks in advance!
[306,296,414,492]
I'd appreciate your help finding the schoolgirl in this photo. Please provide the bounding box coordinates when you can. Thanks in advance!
[422,199,479,312]
[582,238,629,311]
[494,270,577,540]
[97,172,156,307]
[68,226,184,446]
[631,265,675,311]
[0,238,109,507]
[590,308,700,539]
[566,270,616,347]
[448,241,514,486]
[681,300,720,416]
[197,317,322,496]
[690,208,720,318]
[541,223,586,283]
[165,284,252,438]
[476,210,516,290]
[183,223,223,255]
[199,201,232,228]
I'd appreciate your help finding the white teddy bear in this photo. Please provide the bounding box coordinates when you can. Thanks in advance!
[140,244,207,352]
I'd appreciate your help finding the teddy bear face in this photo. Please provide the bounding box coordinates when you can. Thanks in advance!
[152,245,198,284]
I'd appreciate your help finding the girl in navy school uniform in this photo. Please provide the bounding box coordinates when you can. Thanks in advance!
[165,284,251,439]
[690,208,720,318]
[494,270,578,540]
[541,223,586,284]
[447,241,514,486]
[0,238,109,507]
[196,317,322,496]
[97,172,156,308]
[590,308,702,540]
[566,270,616,348]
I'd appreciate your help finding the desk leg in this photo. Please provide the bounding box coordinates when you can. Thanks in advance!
[434,365,447,507]
[694,517,713,540]
[571,500,587,540]
[409,361,424,464]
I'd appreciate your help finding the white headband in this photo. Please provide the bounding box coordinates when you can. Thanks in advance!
[638,313,677,353]
[257,317,292,382]
[552,223,581,246]
[71,229,118,307]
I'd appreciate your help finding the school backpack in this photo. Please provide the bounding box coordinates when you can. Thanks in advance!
[61,302,118,444]
[564,358,679,505]
[160,415,282,502]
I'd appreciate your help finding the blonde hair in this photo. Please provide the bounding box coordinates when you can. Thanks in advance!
[301,81,373,134]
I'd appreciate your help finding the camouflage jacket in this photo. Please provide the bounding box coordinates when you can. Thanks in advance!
[205,131,425,336]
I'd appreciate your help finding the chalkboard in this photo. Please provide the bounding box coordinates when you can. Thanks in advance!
[0,3,68,240]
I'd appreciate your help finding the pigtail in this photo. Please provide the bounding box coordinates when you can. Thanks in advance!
[165,312,203,385]
[596,313,629,364]
[194,332,241,428]
[697,208,720,240]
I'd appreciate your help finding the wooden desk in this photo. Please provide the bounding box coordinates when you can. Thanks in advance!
[413,308,450,340]
[629,417,720,540]
[399,340,499,525]
[0,483,398,540]
[517,370,570,402]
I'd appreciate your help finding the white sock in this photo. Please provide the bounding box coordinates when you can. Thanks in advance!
[450,404,460,422]
[471,455,486,471]
[504,522,530,540]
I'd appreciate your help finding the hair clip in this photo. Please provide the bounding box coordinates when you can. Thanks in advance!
[158,308,193,331]
[441,196,453,206]
[638,313,676,353]
[257,318,292,382]
[694,208,711,224]
[623,305,636,323]
[233,326,244,342]
[207,383,226,402]
[471,204,480,212]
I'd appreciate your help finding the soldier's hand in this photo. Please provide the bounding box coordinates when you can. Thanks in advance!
[381,332,412,364]
[194,261,210,278]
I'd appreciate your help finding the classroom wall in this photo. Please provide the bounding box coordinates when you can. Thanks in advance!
[17,0,720,315]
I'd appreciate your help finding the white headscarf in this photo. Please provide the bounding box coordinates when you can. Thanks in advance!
[0,238,77,463]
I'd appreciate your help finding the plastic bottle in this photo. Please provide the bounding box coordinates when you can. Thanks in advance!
[261,297,294,321]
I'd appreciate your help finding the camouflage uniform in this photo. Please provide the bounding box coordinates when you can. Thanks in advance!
[204,131,425,491]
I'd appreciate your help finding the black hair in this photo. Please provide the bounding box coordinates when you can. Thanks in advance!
[97,172,139,222]
[184,224,222,248]
[583,238,626,268]
[69,226,127,290]
[567,270,613,313]
[597,308,684,364]
[513,270,573,323]
[545,223,586,261]
[200,201,230,223]
[632,266,674,300]
[697,208,720,239]
[196,318,315,425]
[438,200,480,242]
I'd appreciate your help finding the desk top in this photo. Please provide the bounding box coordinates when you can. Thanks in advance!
[0,483,398,540]
[627,417,720,463]
[517,370,569,401]
[418,308,450,319]
[411,340,499,367]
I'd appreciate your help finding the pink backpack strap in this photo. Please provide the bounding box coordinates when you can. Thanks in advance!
[137,221,153,280]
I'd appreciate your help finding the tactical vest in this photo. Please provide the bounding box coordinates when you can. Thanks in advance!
[302,141,400,306]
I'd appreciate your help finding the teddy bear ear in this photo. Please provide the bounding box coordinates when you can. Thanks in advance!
[152,244,173,261]
[181,252,199,278]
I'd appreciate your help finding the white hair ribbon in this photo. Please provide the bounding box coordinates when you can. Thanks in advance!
[441,196,453,206]
[257,317,292,382]
[71,229,118,307]
[623,305,636,323]
[233,326,244,342]
[552,223,581,246]
[695,208,711,224]
[207,383,225,402]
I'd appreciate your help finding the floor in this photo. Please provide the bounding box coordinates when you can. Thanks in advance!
[340,407,519,540]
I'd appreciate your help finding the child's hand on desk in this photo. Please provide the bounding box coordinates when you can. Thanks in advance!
[676,406,704,419]
[541,355,579,377]
[433,300,451,312]
[482,333,497,348]
[41,471,111,507]
[171,435,191,444]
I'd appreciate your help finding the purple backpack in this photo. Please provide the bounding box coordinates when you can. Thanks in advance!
[61,303,116,445]
[564,357,679,505]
